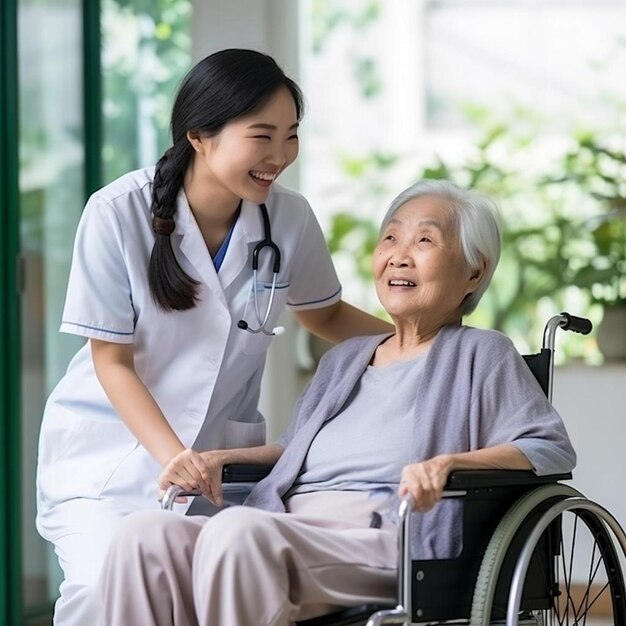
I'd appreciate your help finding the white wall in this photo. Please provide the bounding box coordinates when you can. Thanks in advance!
[554,363,626,526]
[191,0,300,79]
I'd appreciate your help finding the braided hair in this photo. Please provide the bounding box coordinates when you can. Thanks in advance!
[149,49,304,311]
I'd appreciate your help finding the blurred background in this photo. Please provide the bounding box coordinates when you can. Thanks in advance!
[1,1,625,623]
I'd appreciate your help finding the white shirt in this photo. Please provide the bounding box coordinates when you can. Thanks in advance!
[36,167,341,515]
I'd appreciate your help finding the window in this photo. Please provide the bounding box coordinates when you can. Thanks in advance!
[299,0,626,361]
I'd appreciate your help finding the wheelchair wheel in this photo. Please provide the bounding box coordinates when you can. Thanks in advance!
[471,484,626,626]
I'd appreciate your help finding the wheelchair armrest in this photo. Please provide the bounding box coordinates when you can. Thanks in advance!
[160,463,275,510]
[222,463,274,483]
[444,469,572,490]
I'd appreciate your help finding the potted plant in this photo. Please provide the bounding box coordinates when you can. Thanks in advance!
[559,137,626,360]
[569,211,626,359]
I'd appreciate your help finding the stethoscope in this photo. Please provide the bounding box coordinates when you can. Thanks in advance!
[237,203,285,337]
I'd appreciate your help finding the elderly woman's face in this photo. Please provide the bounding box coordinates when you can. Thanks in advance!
[373,195,478,323]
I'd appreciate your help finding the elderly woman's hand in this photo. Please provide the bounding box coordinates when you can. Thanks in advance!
[399,455,453,512]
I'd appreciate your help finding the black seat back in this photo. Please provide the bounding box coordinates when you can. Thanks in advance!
[522,349,551,397]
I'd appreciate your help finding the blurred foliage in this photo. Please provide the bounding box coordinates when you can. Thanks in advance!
[547,136,626,307]
[313,2,625,361]
[102,0,191,182]
[310,0,381,98]
[327,104,626,360]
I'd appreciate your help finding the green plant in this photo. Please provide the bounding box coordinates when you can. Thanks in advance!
[552,136,626,308]
[102,0,192,181]
[326,108,626,359]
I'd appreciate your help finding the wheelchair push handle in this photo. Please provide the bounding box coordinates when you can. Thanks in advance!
[160,486,201,510]
[559,312,592,335]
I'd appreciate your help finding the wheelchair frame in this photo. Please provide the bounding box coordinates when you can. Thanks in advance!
[163,313,626,626]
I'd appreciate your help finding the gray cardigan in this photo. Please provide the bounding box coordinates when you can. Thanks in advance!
[245,324,576,558]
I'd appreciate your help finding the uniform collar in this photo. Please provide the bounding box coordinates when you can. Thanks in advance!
[174,190,225,306]
[173,192,264,242]
[218,199,266,289]
[236,198,265,243]
[173,190,268,294]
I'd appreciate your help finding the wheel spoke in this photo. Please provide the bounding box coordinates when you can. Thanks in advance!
[575,539,601,622]
[559,527,578,626]
[566,516,579,624]
[571,581,610,626]
[556,516,621,626]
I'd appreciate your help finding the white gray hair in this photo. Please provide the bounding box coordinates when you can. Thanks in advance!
[379,179,502,315]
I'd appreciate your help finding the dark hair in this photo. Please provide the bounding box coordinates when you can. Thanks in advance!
[149,49,305,311]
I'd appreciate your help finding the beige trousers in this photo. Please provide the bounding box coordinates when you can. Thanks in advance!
[99,491,397,626]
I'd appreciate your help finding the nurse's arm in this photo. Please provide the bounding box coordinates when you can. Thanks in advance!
[294,300,392,344]
[90,339,212,494]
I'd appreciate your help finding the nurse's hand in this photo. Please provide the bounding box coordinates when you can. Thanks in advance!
[198,451,227,507]
[158,449,220,505]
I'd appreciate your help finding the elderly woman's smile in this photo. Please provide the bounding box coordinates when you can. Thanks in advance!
[373,194,483,329]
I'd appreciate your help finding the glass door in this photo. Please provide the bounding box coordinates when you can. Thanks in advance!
[1,1,190,623]
[0,1,101,624]
[1,0,190,623]
[17,1,98,623]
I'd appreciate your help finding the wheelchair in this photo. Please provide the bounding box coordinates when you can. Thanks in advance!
[163,312,626,626]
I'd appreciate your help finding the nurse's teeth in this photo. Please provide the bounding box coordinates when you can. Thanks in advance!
[250,171,277,181]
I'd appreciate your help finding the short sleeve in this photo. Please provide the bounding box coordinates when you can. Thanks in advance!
[285,204,342,311]
[60,197,136,343]
[471,339,577,475]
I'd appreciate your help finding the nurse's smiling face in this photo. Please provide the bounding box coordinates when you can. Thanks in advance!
[187,86,300,206]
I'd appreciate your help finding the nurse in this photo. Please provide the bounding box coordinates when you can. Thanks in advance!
[35,48,391,626]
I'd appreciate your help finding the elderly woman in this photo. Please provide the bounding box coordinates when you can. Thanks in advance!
[99,180,576,626]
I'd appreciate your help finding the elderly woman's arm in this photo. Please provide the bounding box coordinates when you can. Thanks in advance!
[399,443,532,512]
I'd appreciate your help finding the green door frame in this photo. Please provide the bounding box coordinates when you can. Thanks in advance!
[0,0,22,623]
[0,1,101,624]
[83,0,103,199]
[0,0,22,626]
